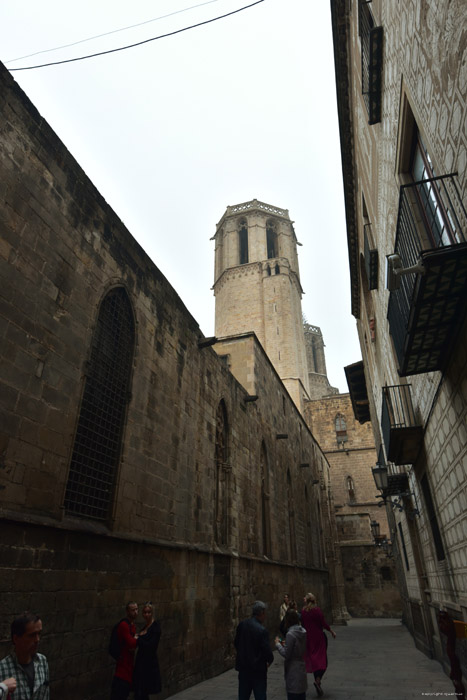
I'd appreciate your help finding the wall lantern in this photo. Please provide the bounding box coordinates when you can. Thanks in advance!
[372,462,389,491]
[370,519,380,539]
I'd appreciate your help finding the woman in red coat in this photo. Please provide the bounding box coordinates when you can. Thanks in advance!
[300,593,336,698]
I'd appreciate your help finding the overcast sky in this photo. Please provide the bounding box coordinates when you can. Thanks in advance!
[1,0,362,392]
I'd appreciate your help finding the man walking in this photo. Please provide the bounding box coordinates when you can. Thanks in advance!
[110,601,138,700]
[0,612,49,699]
[234,601,274,700]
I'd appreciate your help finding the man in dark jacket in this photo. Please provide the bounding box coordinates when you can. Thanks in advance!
[234,601,274,700]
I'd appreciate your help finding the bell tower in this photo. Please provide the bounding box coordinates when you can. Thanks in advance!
[212,199,310,409]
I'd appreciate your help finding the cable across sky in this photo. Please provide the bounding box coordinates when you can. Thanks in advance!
[6,0,228,64]
[8,0,265,72]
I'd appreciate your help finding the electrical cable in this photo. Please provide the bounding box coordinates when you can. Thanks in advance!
[7,0,226,64]
[9,0,265,72]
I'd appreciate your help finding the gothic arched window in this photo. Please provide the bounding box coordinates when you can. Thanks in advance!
[266,222,278,259]
[64,287,135,521]
[346,475,355,501]
[260,442,271,556]
[215,400,230,545]
[335,413,348,445]
[287,469,297,561]
[238,220,249,265]
[304,485,314,567]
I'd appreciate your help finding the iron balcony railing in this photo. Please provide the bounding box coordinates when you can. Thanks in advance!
[387,173,467,375]
[364,223,378,289]
[359,0,383,124]
[381,384,423,465]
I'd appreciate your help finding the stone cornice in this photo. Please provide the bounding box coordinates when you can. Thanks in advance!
[215,199,297,239]
[330,0,360,319]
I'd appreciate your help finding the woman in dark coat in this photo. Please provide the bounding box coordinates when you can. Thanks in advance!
[133,602,161,700]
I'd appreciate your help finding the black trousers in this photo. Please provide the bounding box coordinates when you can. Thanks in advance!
[110,676,131,700]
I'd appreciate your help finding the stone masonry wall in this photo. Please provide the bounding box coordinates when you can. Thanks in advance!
[305,393,401,616]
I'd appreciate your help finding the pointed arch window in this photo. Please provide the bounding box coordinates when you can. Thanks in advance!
[346,475,356,502]
[266,222,278,259]
[64,287,135,521]
[304,486,314,567]
[287,470,297,562]
[238,220,249,265]
[215,400,230,545]
[335,413,348,445]
[260,442,271,557]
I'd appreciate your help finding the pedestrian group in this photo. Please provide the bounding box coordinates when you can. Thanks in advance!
[1,593,334,699]
[235,592,336,700]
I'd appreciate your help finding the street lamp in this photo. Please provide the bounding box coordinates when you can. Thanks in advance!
[372,462,389,491]
[370,519,381,539]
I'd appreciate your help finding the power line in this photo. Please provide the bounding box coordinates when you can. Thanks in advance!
[6,0,226,64]
[9,0,265,72]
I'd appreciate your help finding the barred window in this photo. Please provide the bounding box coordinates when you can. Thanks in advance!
[335,413,348,444]
[215,399,229,545]
[64,287,135,521]
[260,441,271,557]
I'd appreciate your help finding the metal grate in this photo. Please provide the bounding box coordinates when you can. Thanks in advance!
[64,287,135,521]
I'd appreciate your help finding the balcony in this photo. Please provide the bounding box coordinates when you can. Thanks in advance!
[387,174,467,376]
[381,385,423,465]
[364,223,379,289]
[345,361,371,423]
[359,0,383,125]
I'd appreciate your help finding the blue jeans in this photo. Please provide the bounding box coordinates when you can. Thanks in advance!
[287,694,306,700]
[238,671,267,700]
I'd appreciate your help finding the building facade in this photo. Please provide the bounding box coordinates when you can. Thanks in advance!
[0,63,333,699]
[305,392,401,617]
[331,0,467,674]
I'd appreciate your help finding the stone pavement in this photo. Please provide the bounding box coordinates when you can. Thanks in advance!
[168,618,455,700]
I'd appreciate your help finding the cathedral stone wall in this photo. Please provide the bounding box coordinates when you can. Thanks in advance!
[0,63,331,699]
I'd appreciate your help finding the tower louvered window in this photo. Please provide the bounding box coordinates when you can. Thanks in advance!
[64,287,135,521]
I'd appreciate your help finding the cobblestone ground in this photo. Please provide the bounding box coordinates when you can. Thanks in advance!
[168,618,455,700]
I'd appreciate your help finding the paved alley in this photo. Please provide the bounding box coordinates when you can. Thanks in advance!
[168,618,455,700]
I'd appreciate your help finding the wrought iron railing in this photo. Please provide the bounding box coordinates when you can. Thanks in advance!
[387,174,467,367]
[381,384,417,458]
[364,223,378,289]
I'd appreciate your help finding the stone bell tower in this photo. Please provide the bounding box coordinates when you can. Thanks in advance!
[212,199,310,409]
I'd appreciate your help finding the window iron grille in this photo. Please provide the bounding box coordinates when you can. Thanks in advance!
[359,0,383,124]
[64,287,135,521]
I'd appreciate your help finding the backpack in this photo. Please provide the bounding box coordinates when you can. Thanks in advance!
[109,618,130,660]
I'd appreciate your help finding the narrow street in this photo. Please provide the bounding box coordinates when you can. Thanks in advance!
[169,619,454,700]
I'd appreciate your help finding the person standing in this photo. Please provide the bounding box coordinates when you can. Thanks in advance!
[275,610,307,700]
[234,601,274,700]
[279,594,290,622]
[300,593,336,698]
[133,602,161,700]
[110,601,138,700]
[0,612,49,699]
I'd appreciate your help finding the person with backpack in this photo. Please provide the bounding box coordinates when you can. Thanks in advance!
[110,601,138,700]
